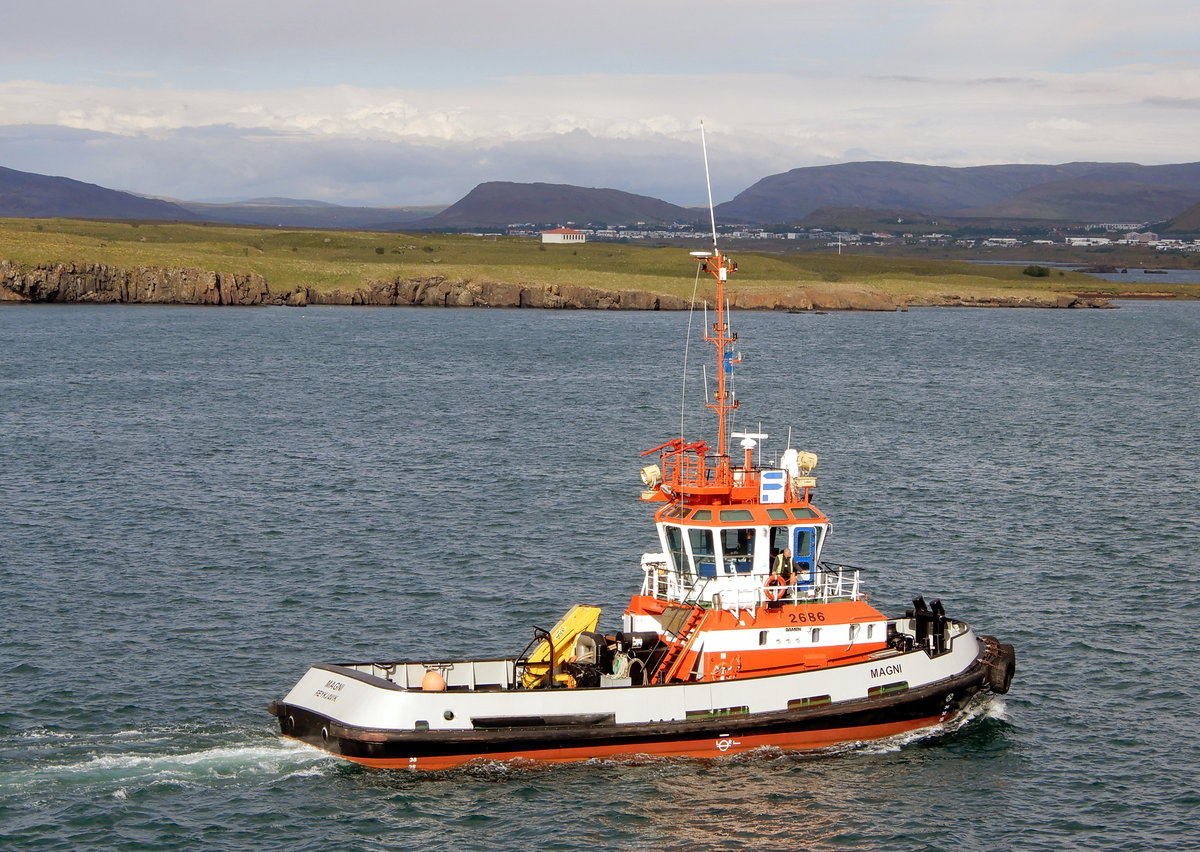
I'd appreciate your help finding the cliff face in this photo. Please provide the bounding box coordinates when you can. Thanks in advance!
[0,259,1110,310]
[0,260,693,309]
[295,278,693,310]
[0,261,270,305]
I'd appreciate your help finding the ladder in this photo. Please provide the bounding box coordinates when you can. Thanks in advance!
[653,605,707,684]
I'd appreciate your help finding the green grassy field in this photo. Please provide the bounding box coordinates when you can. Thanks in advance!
[2,218,1194,302]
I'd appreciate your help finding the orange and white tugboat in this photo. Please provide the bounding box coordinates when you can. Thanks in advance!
[269,136,1015,771]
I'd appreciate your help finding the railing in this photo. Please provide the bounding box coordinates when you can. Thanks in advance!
[641,557,865,608]
[811,562,864,602]
[341,658,518,690]
[640,554,715,603]
[661,449,708,489]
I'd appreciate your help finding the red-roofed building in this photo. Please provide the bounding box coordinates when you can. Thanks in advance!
[541,227,586,244]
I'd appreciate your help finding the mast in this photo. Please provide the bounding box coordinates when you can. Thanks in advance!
[641,124,743,505]
[696,122,738,459]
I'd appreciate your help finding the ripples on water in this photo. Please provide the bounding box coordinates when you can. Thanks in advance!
[2,302,1198,851]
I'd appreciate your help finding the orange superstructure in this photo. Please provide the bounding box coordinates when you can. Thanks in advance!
[624,247,890,687]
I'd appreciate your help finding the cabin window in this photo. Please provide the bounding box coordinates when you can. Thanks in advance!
[719,527,756,574]
[769,525,790,555]
[758,630,769,646]
[665,526,688,576]
[867,624,875,640]
[791,508,820,519]
[691,509,712,521]
[766,508,788,520]
[688,528,716,577]
[810,627,821,643]
[719,509,755,522]
[868,682,909,697]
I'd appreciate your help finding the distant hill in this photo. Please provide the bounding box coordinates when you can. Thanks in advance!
[798,206,942,229]
[6,159,1200,232]
[1153,199,1200,233]
[176,199,445,230]
[0,165,198,221]
[412,181,704,229]
[959,174,1200,223]
[716,161,1200,225]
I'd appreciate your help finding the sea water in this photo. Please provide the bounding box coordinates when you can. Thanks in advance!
[2,302,1198,851]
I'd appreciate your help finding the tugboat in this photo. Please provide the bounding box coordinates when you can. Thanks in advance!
[268,137,1016,772]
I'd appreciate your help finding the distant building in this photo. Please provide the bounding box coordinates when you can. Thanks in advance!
[541,227,586,244]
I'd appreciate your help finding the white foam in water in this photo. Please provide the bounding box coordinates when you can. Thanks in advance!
[853,694,1000,756]
[983,696,1009,722]
[14,727,77,742]
[2,737,332,793]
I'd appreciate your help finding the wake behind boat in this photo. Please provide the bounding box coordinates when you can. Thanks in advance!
[268,130,1016,771]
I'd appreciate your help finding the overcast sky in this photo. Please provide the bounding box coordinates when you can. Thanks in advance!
[1,0,1197,206]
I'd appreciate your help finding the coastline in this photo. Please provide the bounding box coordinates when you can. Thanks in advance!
[0,259,1114,310]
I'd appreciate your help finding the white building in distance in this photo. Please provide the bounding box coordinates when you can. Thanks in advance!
[541,227,586,244]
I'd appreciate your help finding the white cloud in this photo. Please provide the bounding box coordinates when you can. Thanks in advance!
[1026,118,1092,133]
[0,1,1197,204]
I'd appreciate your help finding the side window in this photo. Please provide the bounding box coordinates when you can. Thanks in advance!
[688,529,716,578]
[665,526,688,576]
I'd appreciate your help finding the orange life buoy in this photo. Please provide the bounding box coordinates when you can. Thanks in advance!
[764,573,786,602]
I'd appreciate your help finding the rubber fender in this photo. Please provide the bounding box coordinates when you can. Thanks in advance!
[987,643,1017,694]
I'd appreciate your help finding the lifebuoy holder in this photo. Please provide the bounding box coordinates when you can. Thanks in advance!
[764,573,786,602]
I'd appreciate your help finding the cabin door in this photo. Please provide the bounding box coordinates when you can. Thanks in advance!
[793,527,816,588]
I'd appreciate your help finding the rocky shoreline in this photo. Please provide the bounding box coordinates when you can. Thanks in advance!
[0,260,1113,310]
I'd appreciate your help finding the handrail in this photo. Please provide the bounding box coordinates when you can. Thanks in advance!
[641,559,865,607]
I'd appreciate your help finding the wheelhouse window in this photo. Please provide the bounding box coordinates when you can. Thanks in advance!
[688,528,716,578]
[664,525,689,577]
[720,528,756,574]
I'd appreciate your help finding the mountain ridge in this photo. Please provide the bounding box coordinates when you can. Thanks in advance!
[714,161,1200,224]
[0,165,199,221]
[3,160,1200,231]
[413,181,704,229]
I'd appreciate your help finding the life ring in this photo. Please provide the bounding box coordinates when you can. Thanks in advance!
[764,573,786,602]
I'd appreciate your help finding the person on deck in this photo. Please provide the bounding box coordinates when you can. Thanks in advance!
[773,547,795,583]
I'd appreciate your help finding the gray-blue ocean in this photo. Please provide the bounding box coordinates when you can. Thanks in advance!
[2,301,1198,851]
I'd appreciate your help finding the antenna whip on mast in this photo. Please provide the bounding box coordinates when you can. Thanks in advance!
[700,121,719,251]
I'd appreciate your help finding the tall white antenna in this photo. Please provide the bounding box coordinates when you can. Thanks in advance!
[700,121,718,250]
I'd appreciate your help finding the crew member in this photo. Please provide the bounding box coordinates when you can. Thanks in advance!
[773,547,795,583]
